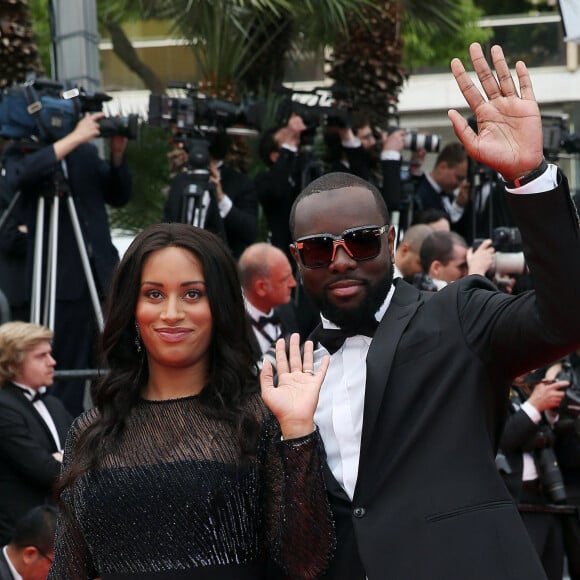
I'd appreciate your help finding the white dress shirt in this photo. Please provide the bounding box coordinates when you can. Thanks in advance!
[244,299,282,355]
[2,545,21,580]
[313,284,395,499]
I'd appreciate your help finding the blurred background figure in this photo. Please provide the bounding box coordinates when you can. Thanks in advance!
[238,242,299,361]
[2,113,132,418]
[0,322,72,545]
[0,505,56,580]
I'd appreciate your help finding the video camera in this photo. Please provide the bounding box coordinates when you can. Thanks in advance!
[148,82,263,138]
[542,114,580,159]
[473,226,526,276]
[0,79,138,143]
[274,85,352,133]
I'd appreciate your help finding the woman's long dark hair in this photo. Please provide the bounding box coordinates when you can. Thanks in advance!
[57,223,259,496]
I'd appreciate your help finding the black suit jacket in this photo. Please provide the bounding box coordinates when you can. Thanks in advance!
[164,164,257,259]
[3,141,131,302]
[0,551,15,580]
[319,175,580,579]
[0,383,73,544]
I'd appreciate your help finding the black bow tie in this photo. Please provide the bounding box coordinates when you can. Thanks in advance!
[440,191,454,202]
[31,390,48,403]
[257,314,281,329]
[314,320,379,355]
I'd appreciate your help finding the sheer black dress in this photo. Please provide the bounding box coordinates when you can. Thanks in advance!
[48,392,334,579]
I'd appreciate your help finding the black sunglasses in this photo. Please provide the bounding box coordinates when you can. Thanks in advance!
[293,225,388,269]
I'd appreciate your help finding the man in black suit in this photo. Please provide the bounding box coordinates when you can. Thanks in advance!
[0,505,56,580]
[414,141,469,228]
[288,43,580,579]
[164,132,258,259]
[254,114,306,262]
[2,113,132,417]
[498,371,568,579]
[0,322,73,545]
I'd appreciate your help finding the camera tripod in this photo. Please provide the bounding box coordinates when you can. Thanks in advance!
[29,162,104,332]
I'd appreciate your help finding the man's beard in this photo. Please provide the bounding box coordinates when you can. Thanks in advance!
[315,263,394,331]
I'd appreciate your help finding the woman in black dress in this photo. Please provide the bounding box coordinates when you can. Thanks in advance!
[48,223,333,579]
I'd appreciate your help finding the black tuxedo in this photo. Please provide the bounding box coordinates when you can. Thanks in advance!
[317,176,580,579]
[0,383,73,544]
[0,551,14,580]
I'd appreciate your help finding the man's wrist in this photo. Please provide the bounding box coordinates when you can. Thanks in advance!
[502,158,547,189]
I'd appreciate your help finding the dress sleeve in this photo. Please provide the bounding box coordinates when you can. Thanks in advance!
[49,415,98,580]
[260,414,335,579]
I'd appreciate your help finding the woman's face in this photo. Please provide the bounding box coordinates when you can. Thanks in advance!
[135,246,213,375]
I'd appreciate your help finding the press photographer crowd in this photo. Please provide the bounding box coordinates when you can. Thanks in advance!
[1,43,580,579]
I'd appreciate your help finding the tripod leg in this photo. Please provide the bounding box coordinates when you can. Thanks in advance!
[65,196,104,331]
[44,194,60,329]
[30,196,46,325]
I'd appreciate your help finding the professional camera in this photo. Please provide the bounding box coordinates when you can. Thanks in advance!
[387,126,441,153]
[535,440,567,503]
[0,79,138,143]
[386,103,441,153]
[542,114,580,159]
[274,85,352,133]
[556,361,580,419]
[473,227,526,275]
[148,82,263,137]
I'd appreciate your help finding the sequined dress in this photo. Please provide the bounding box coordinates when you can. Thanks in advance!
[48,392,333,580]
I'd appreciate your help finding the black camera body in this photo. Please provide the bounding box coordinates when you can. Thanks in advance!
[0,79,138,143]
[556,361,580,419]
[473,227,526,276]
[275,86,351,133]
[148,83,263,137]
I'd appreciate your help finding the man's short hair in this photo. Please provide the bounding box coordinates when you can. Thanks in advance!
[413,208,451,228]
[0,322,53,385]
[238,242,275,289]
[10,505,57,554]
[434,142,466,168]
[420,230,467,273]
[290,172,389,237]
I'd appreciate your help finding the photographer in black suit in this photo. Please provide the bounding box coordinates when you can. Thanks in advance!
[2,113,132,417]
[164,132,257,259]
[497,370,569,579]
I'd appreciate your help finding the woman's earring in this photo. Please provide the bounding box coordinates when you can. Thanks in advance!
[134,322,142,353]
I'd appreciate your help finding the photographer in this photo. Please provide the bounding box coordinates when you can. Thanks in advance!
[549,356,580,579]
[2,112,132,417]
[498,370,570,580]
[416,230,495,290]
[163,131,257,259]
[254,113,307,262]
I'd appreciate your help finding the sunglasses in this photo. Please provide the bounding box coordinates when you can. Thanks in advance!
[293,225,388,269]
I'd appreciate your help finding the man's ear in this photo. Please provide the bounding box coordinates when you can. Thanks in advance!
[21,545,38,564]
[429,260,442,279]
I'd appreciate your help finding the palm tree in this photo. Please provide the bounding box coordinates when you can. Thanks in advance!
[0,0,43,87]
[327,0,488,126]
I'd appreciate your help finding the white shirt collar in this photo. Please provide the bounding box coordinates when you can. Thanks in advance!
[3,546,22,580]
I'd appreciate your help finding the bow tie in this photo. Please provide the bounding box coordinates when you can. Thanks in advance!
[257,314,281,329]
[440,191,454,203]
[314,320,379,354]
[31,389,48,403]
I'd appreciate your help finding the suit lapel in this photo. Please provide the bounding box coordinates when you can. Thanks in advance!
[5,383,60,451]
[359,280,423,465]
